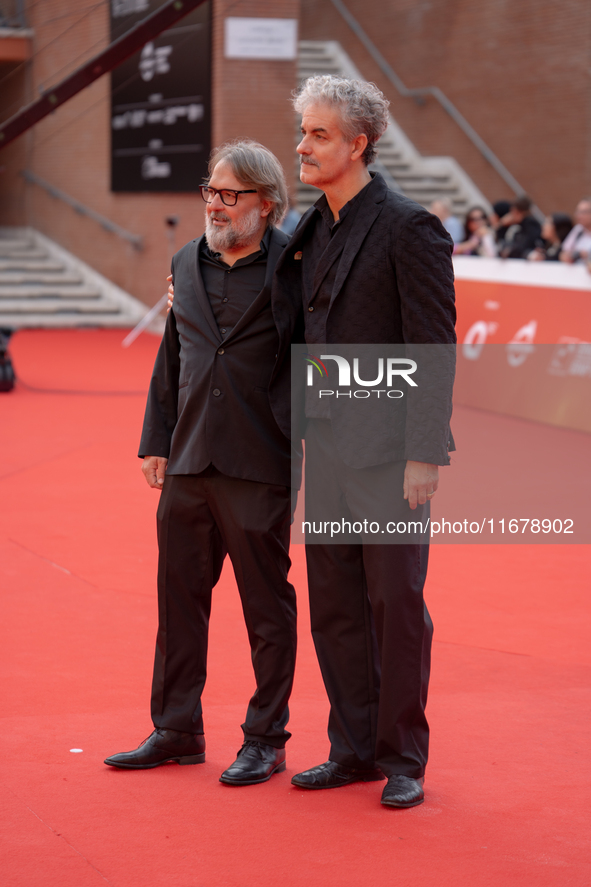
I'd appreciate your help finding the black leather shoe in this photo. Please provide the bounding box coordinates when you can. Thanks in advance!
[219,741,286,785]
[381,775,425,808]
[291,760,384,789]
[104,729,205,769]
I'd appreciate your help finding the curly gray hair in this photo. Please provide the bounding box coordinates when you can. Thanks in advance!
[208,140,288,227]
[293,75,390,165]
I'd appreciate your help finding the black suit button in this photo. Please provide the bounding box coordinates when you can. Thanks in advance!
[217,348,225,355]
[222,298,228,303]
[220,328,227,333]
[212,388,221,397]
[308,306,314,312]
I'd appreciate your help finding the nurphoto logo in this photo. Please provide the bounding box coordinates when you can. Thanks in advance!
[305,354,418,399]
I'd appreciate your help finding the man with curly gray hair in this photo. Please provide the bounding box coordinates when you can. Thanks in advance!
[293,74,390,166]
[275,76,456,808]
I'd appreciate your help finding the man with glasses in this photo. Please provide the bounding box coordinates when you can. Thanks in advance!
[105,141,302,786]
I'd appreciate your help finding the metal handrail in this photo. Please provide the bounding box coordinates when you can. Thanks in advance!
[21,170,144,250]
[330,0,541,216]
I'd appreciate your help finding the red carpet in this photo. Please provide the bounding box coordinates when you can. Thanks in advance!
[1,329,590,886]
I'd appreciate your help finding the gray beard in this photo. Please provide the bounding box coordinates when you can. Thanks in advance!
[205,206,263,253]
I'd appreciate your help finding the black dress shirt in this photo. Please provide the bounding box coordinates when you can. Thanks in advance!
[200,227,270,337]
[304,181,370,417]
[303,182,370,345]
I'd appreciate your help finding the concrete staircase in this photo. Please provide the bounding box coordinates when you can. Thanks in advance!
[296,41,490,215]
[0,227,148,329]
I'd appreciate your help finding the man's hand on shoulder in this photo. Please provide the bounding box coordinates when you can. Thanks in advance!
[403,461,439,510]
[166,274,174,312]
[142,456,168,489]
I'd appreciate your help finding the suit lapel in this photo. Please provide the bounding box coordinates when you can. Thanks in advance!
[188,237,222,343]
[264,227,286,291]
[329,191,384,310]
[271,209,316,329]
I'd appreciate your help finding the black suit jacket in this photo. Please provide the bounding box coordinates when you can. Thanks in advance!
[274,174,457,467]
[139,227,302,487]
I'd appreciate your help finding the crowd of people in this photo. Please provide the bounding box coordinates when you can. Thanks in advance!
[429,195,591,268]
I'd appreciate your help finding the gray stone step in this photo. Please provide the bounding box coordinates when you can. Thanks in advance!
[401,184,462,196]
[0,258,65,271]
[0,226,149,329]
[0,298,120,314]
[0,313,139,328]
[299,64,341,76]
[0,246,50,260]
[0,285,103,299]
[0,271,83,285]
[0,237,35,249]
[374,150,405,162]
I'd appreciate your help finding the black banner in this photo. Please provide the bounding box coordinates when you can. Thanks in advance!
[110,0,211,192]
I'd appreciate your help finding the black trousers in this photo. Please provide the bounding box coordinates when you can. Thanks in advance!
[151,468,297,748]
[304,420,433,778]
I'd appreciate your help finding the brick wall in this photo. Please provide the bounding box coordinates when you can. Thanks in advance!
[4,0,583,305]
[0,0,300,308]
[212,0,300,188]
[300,0,591,215]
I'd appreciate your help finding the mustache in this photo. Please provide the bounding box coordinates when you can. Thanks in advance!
[300,157,320,168]
[208,211,231,223]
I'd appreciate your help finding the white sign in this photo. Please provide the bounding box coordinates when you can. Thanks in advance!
[224,18,298,60]
[112,0,149,18]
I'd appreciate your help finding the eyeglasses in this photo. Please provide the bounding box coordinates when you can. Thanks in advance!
[200,185,258,206]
